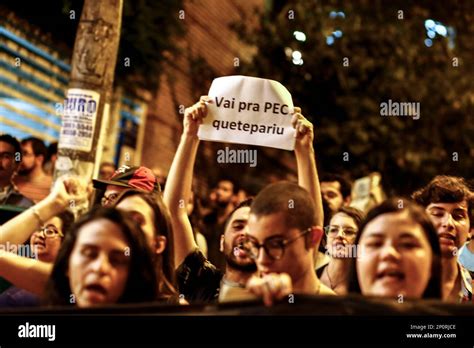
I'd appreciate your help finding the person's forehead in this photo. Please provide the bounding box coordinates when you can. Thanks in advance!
[330,212,356,227]
[101,165,115,171]
[77,219,127,248]
[21,142,33,151]
[321,181,341,192]
[105,185,128,195]
[219,180,233,188]
[362,211,425,239]
[0,141,15,152]
[248,212,289,239]
[230,206,250,222]
[46,216,63,229]
[427,201,468,212]
[116,195,154,219]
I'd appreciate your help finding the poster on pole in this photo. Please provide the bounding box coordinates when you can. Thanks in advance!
[58,88,100,152]
[198,76,296,150]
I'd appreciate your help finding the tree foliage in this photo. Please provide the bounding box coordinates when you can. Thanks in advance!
[234,0,473,195]
[3,0,185,94]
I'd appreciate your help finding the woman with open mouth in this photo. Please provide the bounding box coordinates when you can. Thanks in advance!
[347,198,442,300]
[43,208,158,307]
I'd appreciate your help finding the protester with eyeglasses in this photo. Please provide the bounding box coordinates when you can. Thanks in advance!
[0,211,73,307]
[347,198,442,300]
[0,175,88,295]
[93,165,161,207]
[244,182,335,306]
[318,207,364,294]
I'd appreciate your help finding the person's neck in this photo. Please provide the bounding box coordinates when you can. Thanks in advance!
[441,256,460,300]
[293,264,320,294]
[25,166,46,181]
[223,265,253,286]
[467,240,474,254]
[326,257,350,289]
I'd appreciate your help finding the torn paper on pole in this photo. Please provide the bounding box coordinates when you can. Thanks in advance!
[58,88,99,152]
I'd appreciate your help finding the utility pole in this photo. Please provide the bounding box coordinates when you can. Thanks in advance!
[54,0,123,206]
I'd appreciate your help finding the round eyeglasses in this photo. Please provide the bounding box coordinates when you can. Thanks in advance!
[324,225,358,239]
[39,225,64,238]
[241,227,313,261]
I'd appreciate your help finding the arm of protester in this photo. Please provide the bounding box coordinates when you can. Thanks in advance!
[0,176,87,245]
[164,96,212,267]
[292,107,324,227]
[246,273,293,307]
[0,252,52,296]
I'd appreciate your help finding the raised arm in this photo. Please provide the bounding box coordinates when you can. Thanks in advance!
[0,176,87,245]
[0,252,53,296]
[292,107,324,227]
[163,96,210,267]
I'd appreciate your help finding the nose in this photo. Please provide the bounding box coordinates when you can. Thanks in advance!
[441,213,455,231]
[256,246,272,267]
[35,230,46,239]
[90,253,112,275]
[379,242,400,262]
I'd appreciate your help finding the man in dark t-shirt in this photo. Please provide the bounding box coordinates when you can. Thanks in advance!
[176,199,256,303]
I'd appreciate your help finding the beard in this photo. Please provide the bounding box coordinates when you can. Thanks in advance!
[224,247,257,273]
[18,164,33,176]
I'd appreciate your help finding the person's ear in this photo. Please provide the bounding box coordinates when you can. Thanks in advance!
[36,154,45,167]
[344,196,352,206]
[154,236,167,255]
[219,234,224,253]
[309,226,324,247]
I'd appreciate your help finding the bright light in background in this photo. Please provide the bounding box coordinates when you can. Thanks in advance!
[292,50,302,60]
[424,19,455,48]
[329,10,345,19]
[293,31,306,42]
[291,50,303,65]
[424,19,435,30]
[292,57,304,65]
[333,30,343,38]
[435,24,447,37]
[326,36,335,45]
[284,47,293,58]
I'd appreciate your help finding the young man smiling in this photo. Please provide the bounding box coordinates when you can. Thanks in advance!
[413,175,473,302]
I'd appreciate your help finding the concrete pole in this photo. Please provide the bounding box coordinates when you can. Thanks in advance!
[54,0,123,207]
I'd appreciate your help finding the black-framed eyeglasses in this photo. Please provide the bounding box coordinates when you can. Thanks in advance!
[241,227,312,261]
[101,193,120,206]
[39,225,64,238]
[324,225,358,239]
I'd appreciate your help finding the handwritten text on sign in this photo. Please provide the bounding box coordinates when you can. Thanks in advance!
[198,76,295,150]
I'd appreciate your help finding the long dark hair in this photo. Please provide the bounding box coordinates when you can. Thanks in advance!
[347,198,442,299]
[114,190,178,302]
[43,208,158,306]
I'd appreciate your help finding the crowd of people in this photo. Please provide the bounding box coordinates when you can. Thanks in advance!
[0,97,472,310]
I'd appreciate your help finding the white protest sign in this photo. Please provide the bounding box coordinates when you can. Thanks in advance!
[58,88,99,152]
[198,75,296,150]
